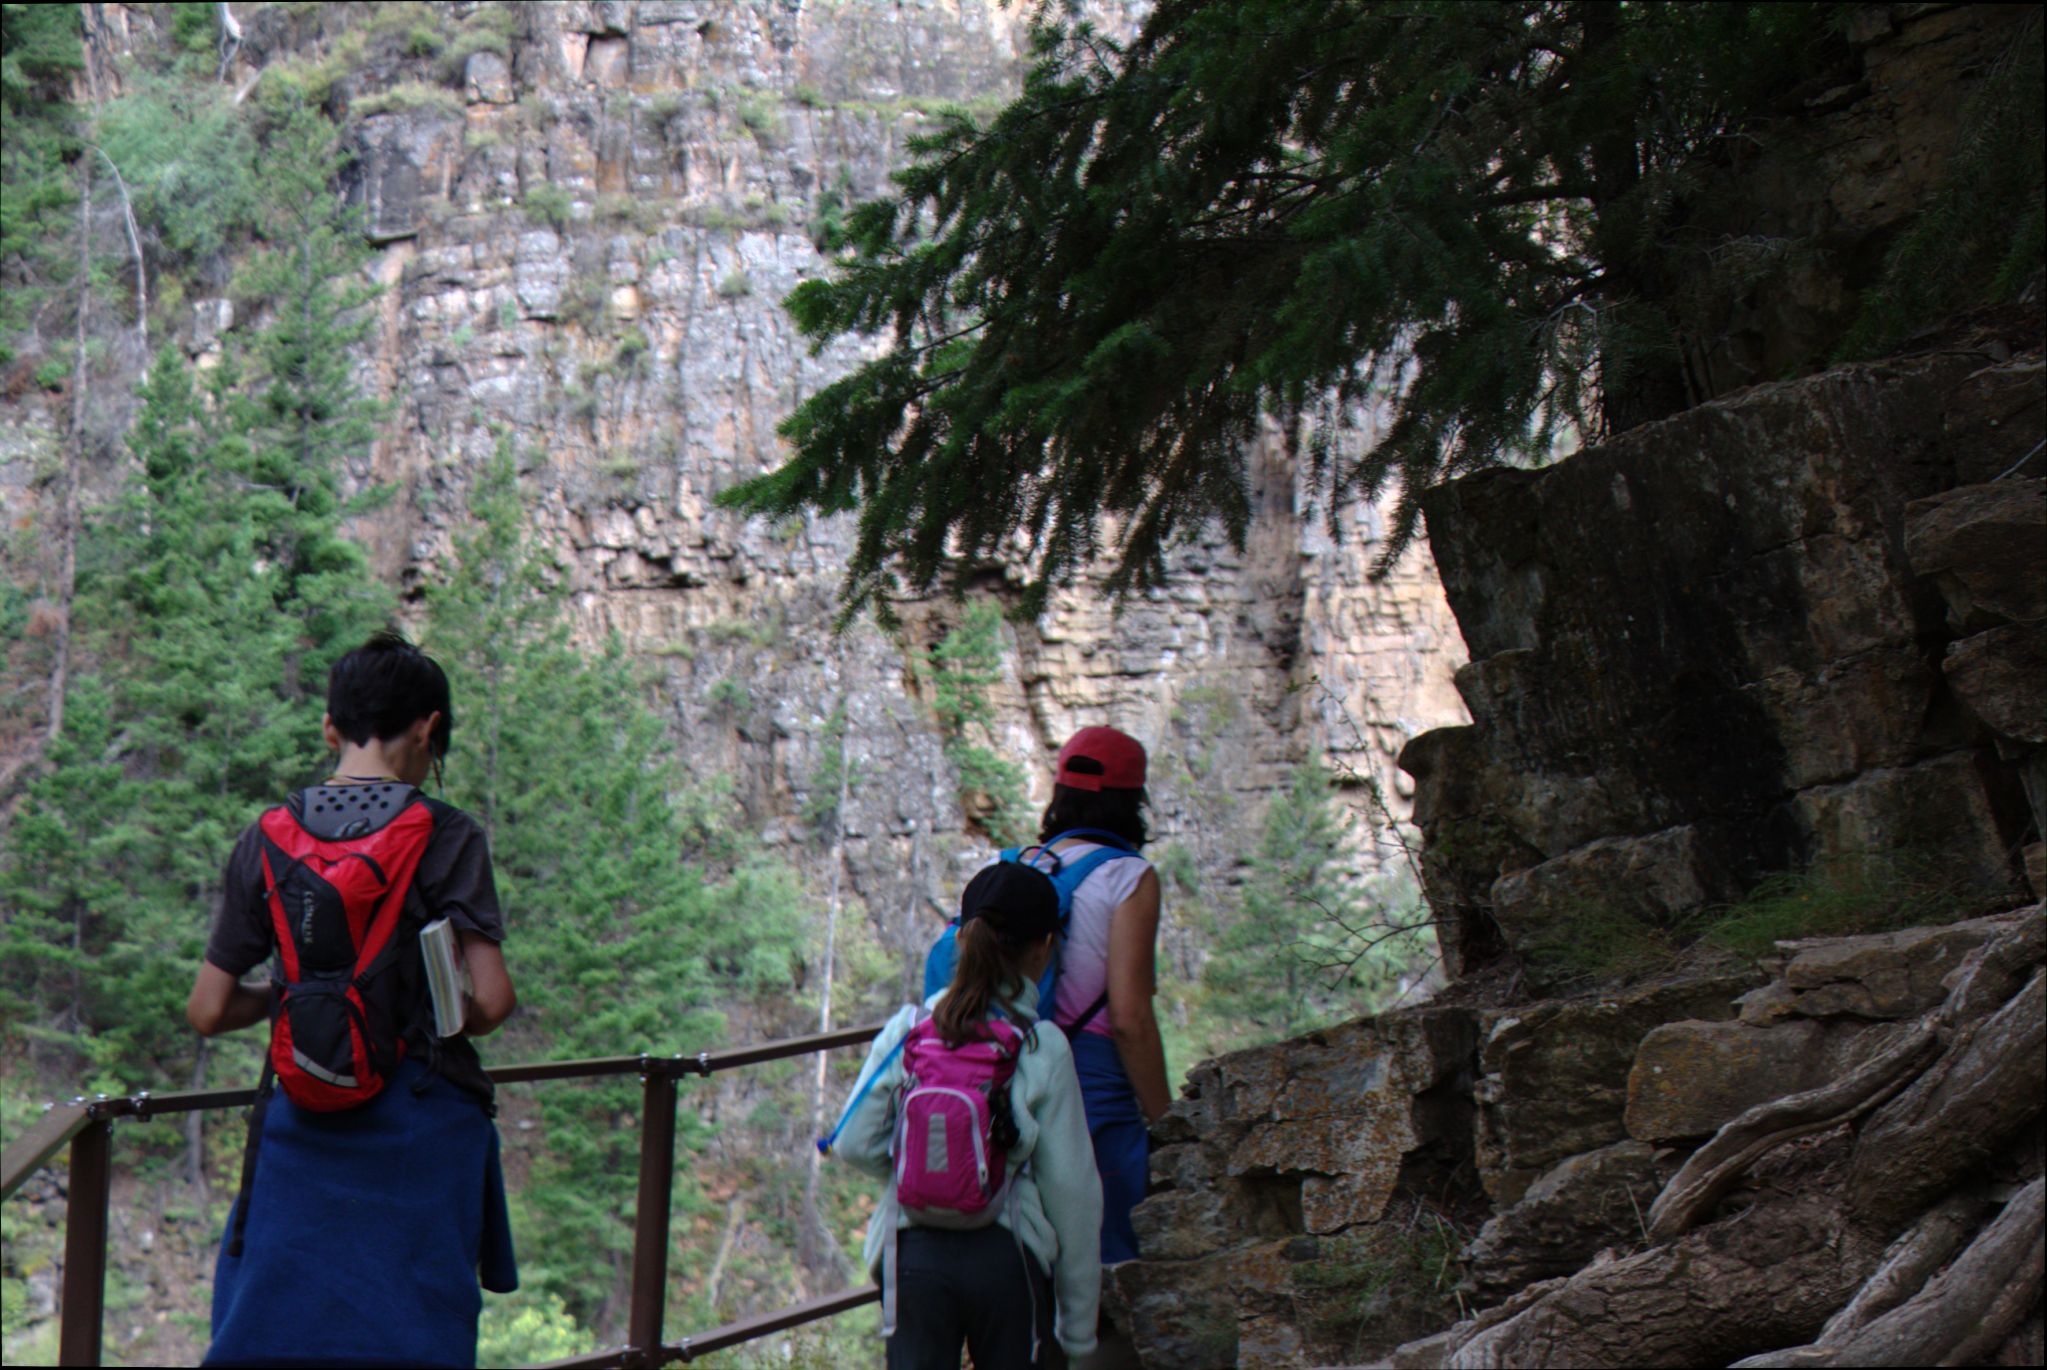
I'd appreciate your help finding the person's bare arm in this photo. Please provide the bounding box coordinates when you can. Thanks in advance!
[460,932,517,1036]
[187,962,269,1037]
[1105,867,1172,1122]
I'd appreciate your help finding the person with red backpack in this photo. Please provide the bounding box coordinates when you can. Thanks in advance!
[185,631,519,1369]
[826,861,1103,1369]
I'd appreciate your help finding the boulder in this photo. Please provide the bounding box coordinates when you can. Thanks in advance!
[1127,1009,1480,1366]
[1904,478,2047,633]
[1624,1017,1910,1142]
[1462,1139,1673,1303]
[1945,622,2047,750]
[584,33,630,85]
[1475,973,1756,1203]
[464,50,514,104]
[1397,725,1522,975]
[1222,1010,1477,1234]
[1114,1251,1241,1370]
[1409,356,2046,966]
[1756,912,2031,1020]
[514,230,568,319]
[1790,751,2019,898]
[1489,827,1708,964]
[349,111,462,244]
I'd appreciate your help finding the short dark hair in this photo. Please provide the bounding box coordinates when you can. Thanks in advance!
[327,630,453,755]
[1038,756,1149,848]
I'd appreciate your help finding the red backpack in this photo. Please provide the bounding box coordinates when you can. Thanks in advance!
[228,781,440,1257]
[255,781,436,1110]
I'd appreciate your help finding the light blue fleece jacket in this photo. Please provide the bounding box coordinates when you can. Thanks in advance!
[828,984,1104,1357]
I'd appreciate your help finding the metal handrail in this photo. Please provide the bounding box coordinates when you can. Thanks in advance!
[1,1021,887,1368]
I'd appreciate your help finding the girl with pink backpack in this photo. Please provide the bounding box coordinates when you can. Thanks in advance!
[824,863,1103,1369]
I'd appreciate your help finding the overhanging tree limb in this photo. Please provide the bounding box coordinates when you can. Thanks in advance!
[722,1,1855,617]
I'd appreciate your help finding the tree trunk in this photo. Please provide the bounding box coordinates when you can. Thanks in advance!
[1576,4,1690,438]
[703,1195,746,1312]
[185,1039,212,1205]
[94,147,146,356]
[47,106,93,760]
[801,699,854,1282]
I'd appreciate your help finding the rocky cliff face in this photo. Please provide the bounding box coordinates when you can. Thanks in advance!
[1120,903,2044,1368]
[1118,342,2045,1366]
[1401,351,2045,980]
[3,1,1467,974]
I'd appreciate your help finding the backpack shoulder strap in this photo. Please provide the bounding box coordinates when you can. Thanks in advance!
[1045,845,1129,913]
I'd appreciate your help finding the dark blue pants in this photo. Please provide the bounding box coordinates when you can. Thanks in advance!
[1070,1033,1149,1264]
[887,1226,1053,1370]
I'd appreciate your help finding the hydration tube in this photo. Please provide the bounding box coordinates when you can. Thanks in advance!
[815,1018,914,1155]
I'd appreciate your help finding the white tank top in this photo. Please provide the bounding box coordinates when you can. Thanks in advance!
[1006,840,1150,1039]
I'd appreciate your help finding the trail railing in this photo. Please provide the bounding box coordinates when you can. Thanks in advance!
[0,1022,886,1368]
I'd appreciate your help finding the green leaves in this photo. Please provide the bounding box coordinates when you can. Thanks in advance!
[730,1,1849,612]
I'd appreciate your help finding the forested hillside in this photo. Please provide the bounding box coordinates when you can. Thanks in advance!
[0,4,1452,1363]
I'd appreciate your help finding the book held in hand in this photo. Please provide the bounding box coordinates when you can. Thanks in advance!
[420,917,467,1038]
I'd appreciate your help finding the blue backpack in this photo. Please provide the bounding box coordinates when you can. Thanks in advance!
[922,828,1139,1036]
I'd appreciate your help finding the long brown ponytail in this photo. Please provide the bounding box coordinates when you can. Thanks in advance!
[934,917,1039,1046]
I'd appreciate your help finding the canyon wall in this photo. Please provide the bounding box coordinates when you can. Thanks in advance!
[1119,347,2045,1368]
[0,0,1468,984]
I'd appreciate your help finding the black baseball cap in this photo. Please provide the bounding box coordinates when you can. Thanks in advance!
[960,863,1060,942]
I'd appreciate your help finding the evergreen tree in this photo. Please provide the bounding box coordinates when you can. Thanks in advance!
[1204,758,1432,1041]
[0,104,393,1091]
[427,442,808,1327]
[0,2,83,365]
[723,2,2039,613]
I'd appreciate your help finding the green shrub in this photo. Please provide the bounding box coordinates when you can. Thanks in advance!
[352,81,465,119]
[708,677,751,713]
[1695,853,1975,960]
[477,1292,594,1367]
[738,97,783,142]
[440,24,512,81]
[716,270,752,299]
[523,182,574,231]
[1525,851,1981,990]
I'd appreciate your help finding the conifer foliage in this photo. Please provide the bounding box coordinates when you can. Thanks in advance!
[426,442,810,1323]
[724,2,1847,610]
[0,104,391,1087]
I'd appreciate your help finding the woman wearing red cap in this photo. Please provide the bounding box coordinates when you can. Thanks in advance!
[1030,727,1170,1268]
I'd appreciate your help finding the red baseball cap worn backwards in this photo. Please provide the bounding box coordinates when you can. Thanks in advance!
[1055,726,1148,792]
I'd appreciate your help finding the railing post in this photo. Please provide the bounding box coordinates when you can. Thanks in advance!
[58,1115,112,1367]
[626,1070,679,1369]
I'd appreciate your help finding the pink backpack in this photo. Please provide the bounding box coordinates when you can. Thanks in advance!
[893,1012,1025,1226]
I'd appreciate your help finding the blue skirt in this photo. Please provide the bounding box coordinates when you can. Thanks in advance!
[1069,1034,1149,1265]
[205,1058,517,1369]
